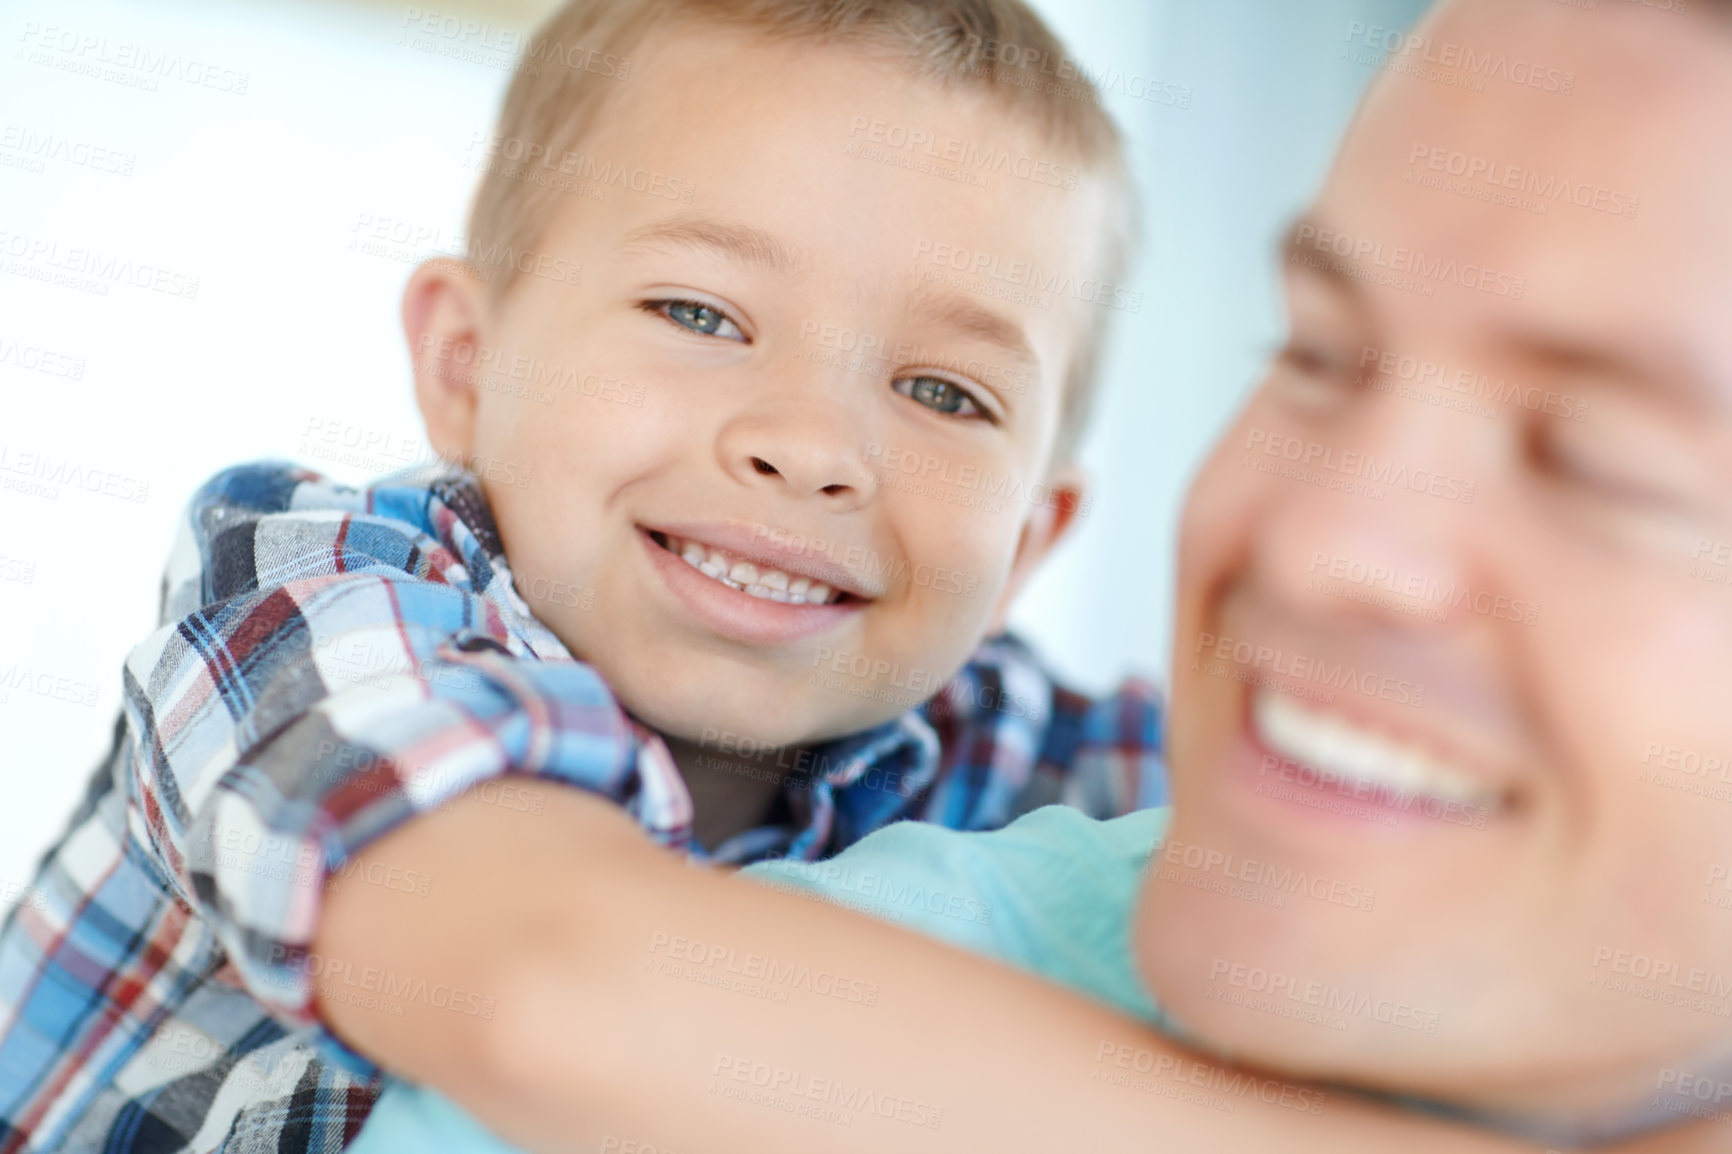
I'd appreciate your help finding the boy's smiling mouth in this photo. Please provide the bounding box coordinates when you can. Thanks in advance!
[638,523,877,648]
[647,530,847,605]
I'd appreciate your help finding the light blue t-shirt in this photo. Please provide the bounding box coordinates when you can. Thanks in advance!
[345,806,1169,1153]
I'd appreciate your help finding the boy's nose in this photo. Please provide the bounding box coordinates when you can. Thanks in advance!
[716,411,878,507]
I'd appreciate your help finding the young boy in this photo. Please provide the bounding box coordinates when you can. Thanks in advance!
[0,0,1162,1149]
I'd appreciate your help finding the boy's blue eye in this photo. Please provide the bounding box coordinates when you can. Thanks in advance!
[896,375,983,419]
[649,299,747,342]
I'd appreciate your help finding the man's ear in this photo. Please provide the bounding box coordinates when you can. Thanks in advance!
[985,462,1090,636]
[403,257,490,464]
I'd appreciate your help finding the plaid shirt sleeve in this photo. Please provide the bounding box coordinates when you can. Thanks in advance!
[121,461,645,1065]
[915,633,1167,829]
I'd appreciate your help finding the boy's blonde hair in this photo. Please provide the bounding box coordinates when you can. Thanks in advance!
[466,0,1140,464]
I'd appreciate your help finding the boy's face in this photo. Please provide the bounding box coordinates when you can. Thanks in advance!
[1147,0,1732,1119]
[409,29,1106,746]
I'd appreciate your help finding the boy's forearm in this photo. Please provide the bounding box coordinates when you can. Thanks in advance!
[317,787,1545,1154]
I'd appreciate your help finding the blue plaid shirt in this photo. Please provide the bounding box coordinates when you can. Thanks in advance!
[0,460,1165,1153]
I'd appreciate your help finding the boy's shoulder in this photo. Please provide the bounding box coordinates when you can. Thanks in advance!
[166,458,513,613]
[189,458,489,538]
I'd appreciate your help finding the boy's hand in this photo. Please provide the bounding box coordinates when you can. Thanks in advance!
[317,786,1562,1154]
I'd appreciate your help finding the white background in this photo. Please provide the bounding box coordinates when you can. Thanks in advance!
[0,0,1426,888]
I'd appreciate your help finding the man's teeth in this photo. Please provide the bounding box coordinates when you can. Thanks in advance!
[1252,690,1496,807]
[666,535,837,605]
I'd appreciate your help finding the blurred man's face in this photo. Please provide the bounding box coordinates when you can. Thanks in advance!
[1145,0,1732,1119]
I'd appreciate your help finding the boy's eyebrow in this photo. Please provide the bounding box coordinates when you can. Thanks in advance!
[908,285,1042,379]
[620,215,806,275]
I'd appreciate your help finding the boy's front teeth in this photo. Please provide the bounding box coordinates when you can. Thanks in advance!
[668,535,836,605]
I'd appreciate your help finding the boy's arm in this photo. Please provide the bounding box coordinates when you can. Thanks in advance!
[318,787,1555,1154]
[121,463,652,1071]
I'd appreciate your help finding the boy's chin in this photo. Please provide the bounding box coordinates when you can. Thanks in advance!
[621,683,896,752]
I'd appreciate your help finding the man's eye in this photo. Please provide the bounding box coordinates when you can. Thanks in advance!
[1270,339,1357,411]
[1530,422,1683,509]
[648,299,747,342]
[894,375,984,418]
[1281,343,1344,376]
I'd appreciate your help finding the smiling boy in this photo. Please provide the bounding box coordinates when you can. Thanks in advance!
[0,1,1161,1150]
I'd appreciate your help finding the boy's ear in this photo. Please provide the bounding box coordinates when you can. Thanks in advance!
[403,257,490,464]
[986,463,1090,636]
